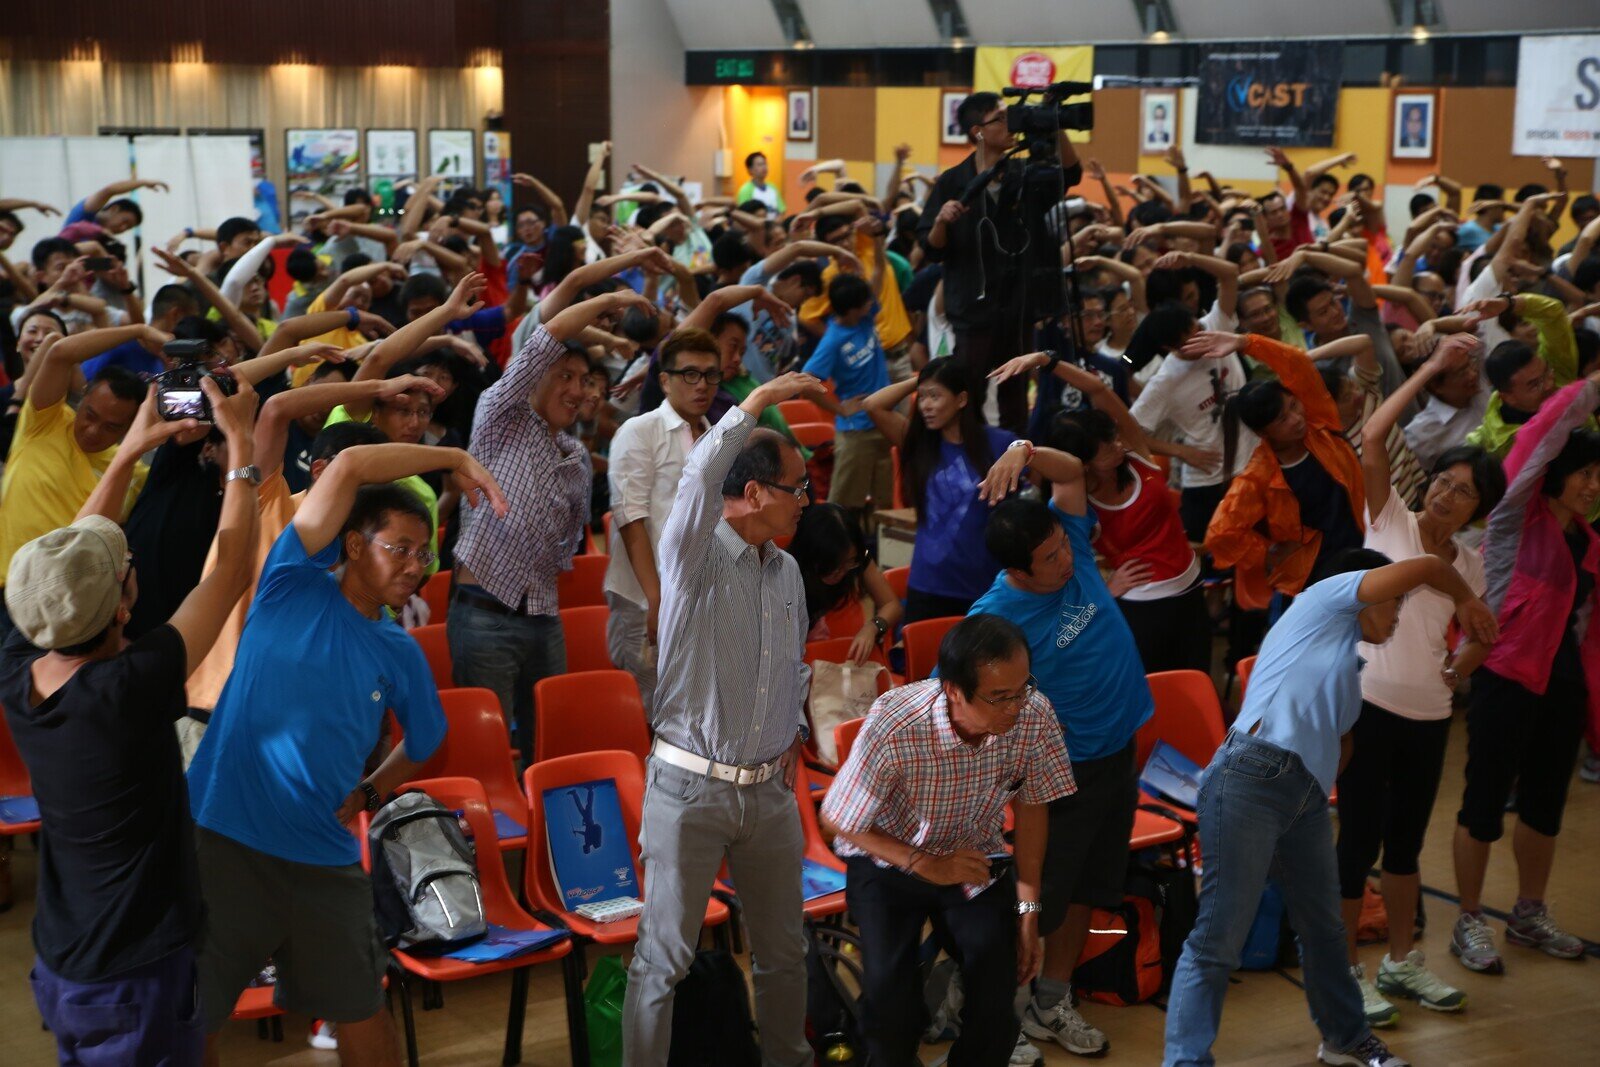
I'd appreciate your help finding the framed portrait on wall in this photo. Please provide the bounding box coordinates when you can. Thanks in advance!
[1141,91,1178,154]
[787,89,814,143]
[1391,91,1437,160]
[941,91,969,146]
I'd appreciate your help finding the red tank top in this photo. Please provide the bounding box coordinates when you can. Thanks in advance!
[1087,453,1195,586]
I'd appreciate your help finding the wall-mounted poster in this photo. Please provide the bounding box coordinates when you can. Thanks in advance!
[1141,91,1178,154]
[284,128,360,224]
[787,89,814,143]
[483,130,513,226]
[941,91,969,146]
[1195,42,1342,147]
[1391,92,1437,160]
[1512,34,1600,158]
[366,129,418,213]
[428,128,476,197]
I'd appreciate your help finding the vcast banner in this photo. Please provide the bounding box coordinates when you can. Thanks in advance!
[1195,42,1341,148]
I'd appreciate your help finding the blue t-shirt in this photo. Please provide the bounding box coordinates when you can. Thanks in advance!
[1454,219,1492,254]
[82,341,165,381]
[187,525,446,866]
[802,306,889,433]
[909,426,1015,601]
[61,198,92,228]
[968,503,1153,759]
[731,262,787,383]
[448,305,508,352]
[1231,570,1367,796]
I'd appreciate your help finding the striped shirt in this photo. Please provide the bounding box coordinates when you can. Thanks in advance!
[652,407,810,766]
[822,679,1076,898]
[454,325,589,616]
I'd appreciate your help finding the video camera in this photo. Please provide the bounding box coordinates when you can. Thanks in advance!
[1002,80,1095,157]
[155,338,238,422]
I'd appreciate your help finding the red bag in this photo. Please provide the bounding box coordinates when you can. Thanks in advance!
[1356,880,1389,946]
[1072,894,1163,1006]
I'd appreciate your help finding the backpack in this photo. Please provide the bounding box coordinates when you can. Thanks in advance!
[806,924,866,1062]
[1133,805,1200,993]
[1239,879,1294,970]
[1072,890,1163,1006]
[368,792,487,949]
[667,949,761,1067]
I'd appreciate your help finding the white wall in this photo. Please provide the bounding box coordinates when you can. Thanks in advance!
[610,0,723,194]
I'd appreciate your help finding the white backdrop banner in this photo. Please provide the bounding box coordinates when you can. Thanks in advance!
[1512,35,1600,158]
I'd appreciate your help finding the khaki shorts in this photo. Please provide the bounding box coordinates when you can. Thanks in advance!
[884,339,914,384]
[195,827,387,1032]
[829,428,895,509]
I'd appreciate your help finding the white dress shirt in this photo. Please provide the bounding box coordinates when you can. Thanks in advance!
[604,401,709,608]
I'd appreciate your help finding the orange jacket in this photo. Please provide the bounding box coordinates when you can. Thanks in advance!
[1204,335,1366,610]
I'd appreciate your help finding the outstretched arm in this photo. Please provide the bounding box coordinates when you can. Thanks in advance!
[30,324,169,411]
[513,172,570,226]
[82,178,168,215]
[344,273,487,419]
[1358,554,1498,646]
[255,374,442,480]
[572,141,611,224]
[151,248,263,354]
[980,442,1087,517]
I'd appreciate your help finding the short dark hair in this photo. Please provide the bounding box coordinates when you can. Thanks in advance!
[1428,445,1506,522]
[1514,182,1548,203]
[31,236,78,270]
[1572,194,1600,223]
[1348,172,1375,193]
[310,421,388,467]
[938,613,1031,700]
[215,216,259,247]
[1474,183,1504,203]
[285,246,320,282]
[744,151,766,170]
[984,498,1058,574]
[659,327,719,372]
[151,284,199,320]
[344,188,374,207]
[1127,199,1174,229]
[777,260,823,296]
[173,315,226,347]
[1484,340,1537,392]
[814,214,852,243]
[828,273,872,315]
[1542,428,1600,499]
[88,365,146,404]
[340,483,433,561]
[712,232,755,272]
[1286,276,1335,322]
[1311,547,1393,585]
[1573,256,1600,295]
[340,252,372,273]
[956,92,1002,137]
[736,199,765,215]
[102,197,142,225]
[400,273,450,307]
[620,305,662,345]
[0,208,22,233]
[710,311,748,339]
[310,360,356,383]
[721,428,799,498]
[1408,192,1437,218]
[439,234,471,257]
[1126,301,1197,364]
[1311,173,1340,193]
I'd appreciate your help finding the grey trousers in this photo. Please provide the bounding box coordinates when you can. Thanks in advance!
[605,592,659,719]
[622,756,810,1067]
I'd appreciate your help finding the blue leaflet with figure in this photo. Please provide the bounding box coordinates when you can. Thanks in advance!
[801,859,846,901]
[543,778,639,911]
[0,795,39,825]
[1139,740,1203,810]
[439,923,569,963]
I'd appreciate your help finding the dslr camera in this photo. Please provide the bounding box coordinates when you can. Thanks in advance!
[155,339,238,422]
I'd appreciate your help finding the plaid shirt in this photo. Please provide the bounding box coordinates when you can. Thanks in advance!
[454,325,590,616]
[821,678,1076,897]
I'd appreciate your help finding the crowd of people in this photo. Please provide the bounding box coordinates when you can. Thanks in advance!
[0,84,1597,1067]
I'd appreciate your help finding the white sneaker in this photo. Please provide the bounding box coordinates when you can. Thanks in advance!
[1009,1029,1044,1066]
[921,959,962,1043]
[1351,963,1398,1028]
[1021,997,1109,1056]
[308,1019,337,1050]
[1318,1034,1409,1066]
[1376,950,1466,1012]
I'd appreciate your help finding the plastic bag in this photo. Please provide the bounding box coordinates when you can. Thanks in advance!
[584,954,629,1067]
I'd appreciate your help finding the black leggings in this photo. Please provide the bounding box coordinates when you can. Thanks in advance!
[1117,585,1212,676]
[1334,701,1450,899]
[1457,666,1587,842]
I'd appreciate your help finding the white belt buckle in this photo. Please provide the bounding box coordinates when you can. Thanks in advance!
[733,764,761,787]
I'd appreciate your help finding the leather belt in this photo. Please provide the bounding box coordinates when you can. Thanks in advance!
[652,738,783,787]
[452,584,531,618]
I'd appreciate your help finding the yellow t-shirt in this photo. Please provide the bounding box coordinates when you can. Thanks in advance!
[799,231,912,350]
[0,399,146,586]
[290,291,369,387]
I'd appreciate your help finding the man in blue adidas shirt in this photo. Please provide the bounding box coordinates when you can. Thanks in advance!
[803,262,894,515]
[967,440,1154,1059]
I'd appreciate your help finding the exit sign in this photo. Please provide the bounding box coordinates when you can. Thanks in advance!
[714,57,756,80]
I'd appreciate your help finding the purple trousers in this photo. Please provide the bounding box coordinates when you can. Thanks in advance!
[30,947,204,1066]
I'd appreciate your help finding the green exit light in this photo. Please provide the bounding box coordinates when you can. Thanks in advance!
[715,57,756,80]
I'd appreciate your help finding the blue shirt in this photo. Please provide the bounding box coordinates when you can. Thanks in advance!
[1231,571,1368,795]
[61,199,91,228]
[802,306,889,433]
[82,341,164,381]
[731,262,786,383]
[909,426,1015,601]
[968,503,1152,759]
[448,305,508,352]
[1455,220,1492,255]
[187,525,446,866]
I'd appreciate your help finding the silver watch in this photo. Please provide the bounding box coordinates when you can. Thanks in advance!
[225,465,263,487]
[1016,900,1042,915]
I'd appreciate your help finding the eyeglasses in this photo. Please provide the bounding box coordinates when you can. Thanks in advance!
[759,478,810,502]
[974,677,1039,712]
[664,368,724,386]
[1432,476,1480,503]
[366,535,437,569]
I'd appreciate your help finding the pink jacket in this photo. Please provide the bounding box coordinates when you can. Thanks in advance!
[1482,380,1600,713]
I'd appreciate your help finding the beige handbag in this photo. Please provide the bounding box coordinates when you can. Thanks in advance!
[809,660,886,765]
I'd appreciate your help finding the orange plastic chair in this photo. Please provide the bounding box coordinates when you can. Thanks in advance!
[533,670,651,764]
[883,566,910,602]
[1237,655,1256,701]
[391,777,585,1067]
[903,616,962,682]
[804,637,892,677]
[789,422,835,450]
[1129,806,1187,849]
[413,689,528,849]
[523,751,731,948]
[419,570,452,624]
[1136,670,1228,774]
[602,511,613,551]
[557,555,609,609]
[778,398,829,426]
[833,717,865,767]
[407,623,454,691]
[0,709,40,835]
[559,606,614,673]
[794,764,848,920]
[890,445,906,509]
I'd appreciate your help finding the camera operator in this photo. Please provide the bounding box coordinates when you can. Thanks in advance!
[918,91,1083,434]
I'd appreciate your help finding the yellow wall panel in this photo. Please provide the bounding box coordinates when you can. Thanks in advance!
[874,87,941,169]
[724,85,788,197]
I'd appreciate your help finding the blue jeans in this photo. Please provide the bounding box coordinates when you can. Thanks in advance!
[446,596,565,764]
[1163,734,1368,1067]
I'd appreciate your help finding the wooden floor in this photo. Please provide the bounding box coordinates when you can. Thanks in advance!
[2,714,1597,1065]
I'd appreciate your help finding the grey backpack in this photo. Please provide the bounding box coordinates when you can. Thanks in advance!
[368,791,488,949]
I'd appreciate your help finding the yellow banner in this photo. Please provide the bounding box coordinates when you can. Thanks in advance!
[972,45,1095,142]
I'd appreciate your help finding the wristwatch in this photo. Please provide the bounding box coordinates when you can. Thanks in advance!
[225,465,263,487]
[360,781,382,812]
[871,615,889,639]
[1016,900,1042,916]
